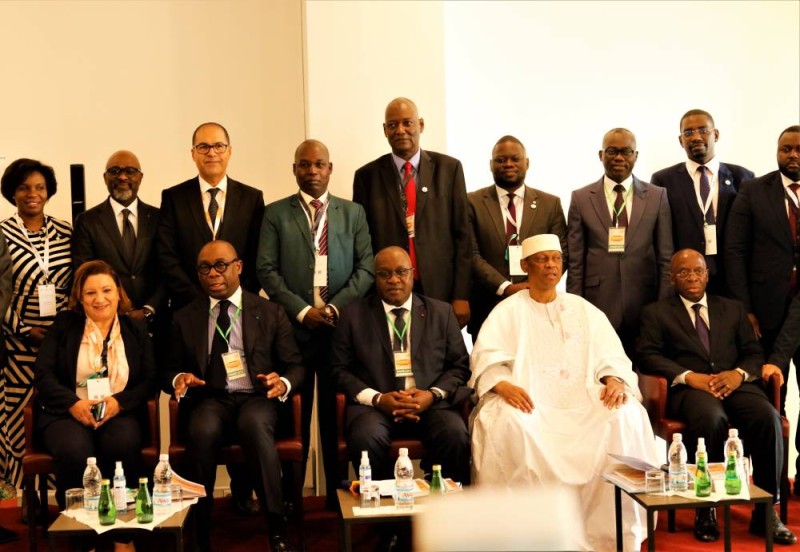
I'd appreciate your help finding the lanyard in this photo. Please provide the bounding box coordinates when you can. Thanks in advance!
[501,196,521,233]
[300,195,329,252]
[504,233,519,261]
[15,214,50,283]
[605,184,632,228]
[210,302,243,347]
[203,188,224,238]
[386,313,410,352]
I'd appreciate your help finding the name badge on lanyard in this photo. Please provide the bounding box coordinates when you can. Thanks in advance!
[38,284,57,317]
[704,224,718,255]
[87,377,111,400]
[222,351,246,380]
[304,196,329,286]
[314,254,328,287]
[608,227,626,253]
[394,351,413,378]
[16,215,57,315]
[508,245,524,276]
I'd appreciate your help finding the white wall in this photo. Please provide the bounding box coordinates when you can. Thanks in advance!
[0,0,306,221]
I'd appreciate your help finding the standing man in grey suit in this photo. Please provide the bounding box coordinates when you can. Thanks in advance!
[567,128,673,355]
[353,97,471,328]
[726,125,800,488]
[158,122,265,514]
[651,109,754,296]
[468,135,567,341]
[72,150,165,327]
[257,139,374,507]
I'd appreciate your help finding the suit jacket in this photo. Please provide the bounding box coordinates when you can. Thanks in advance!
[768,293,800,368]
[637,294,763,383]
[256,193,374,342]
[650,162,753,294]
[33,311,157,430]
[352,151,471,302]
[726,171,796,333]
[566,176,673,330]
[72,198,166,311]
[158,177,265,310]
[467,184,567,336]
[329,293,471,425]
[162,290,304,401]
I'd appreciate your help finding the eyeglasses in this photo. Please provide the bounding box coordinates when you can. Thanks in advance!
[295,161,330,171]
[197,258,239,275]
[673,268,708,279]
[193,142,229,154]
[681,128,715,138]
[106,166,142,177]
[530,254,562,264]
[604,147,636,157]
[375,268,413,280]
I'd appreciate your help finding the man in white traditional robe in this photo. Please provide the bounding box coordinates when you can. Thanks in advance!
[470,234,660,552]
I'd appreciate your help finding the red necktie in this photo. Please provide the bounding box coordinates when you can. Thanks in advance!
[506,193,518,245]
[613,184,628,227]
[310,199,329,302]
[402,162,419,280]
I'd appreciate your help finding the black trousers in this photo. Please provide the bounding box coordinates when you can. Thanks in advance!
[184,393,283,540]
[669,383,783,497]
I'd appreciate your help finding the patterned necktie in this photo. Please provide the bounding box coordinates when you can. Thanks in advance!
[208,299,231,390]
[402,162,419,280]
[121,208,136,264]
[208,188,220,227]
[506,193,518,245]
[310,199,329,302]
[613,184,628,227]
[692,303,710,355]
[789,183,800,292]
[698,166,714,224]
[391,307,408,352]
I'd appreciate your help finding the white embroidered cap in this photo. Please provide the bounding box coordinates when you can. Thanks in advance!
[521,234,561,258]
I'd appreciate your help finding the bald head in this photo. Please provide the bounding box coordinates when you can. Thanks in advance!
[104,150,142,206]
[293,139,332,198]
[383,98,424,160]
[374,246,414,306]
[670,248,708,302]
[600,128,638,183]
[294,139,329,161]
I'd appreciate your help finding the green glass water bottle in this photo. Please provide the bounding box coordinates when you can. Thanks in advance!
[98,479,116,525]
[136,477,154,523]
[429,464,445,496]
[724,451,742,495]
[694,438,712,497]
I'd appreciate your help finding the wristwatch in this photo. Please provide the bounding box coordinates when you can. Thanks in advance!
[143,306,155,324]
[429,388,444,403]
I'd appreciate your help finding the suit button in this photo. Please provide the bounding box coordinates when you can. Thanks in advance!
[131,275,137,280]
[309,264,314,269]
[307,289,313,295]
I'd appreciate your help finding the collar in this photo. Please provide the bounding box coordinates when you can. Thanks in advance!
[299,189,330,206]
[382,295,414,315]
[199,175,229,194]
[392,149,421,175]
[686,157,720,178]
[109,197,139,218]
[209,286,243,312]
[781,173,800,189]
[603,175,633,194]
[678,292,708,312]
[494,184,525,200]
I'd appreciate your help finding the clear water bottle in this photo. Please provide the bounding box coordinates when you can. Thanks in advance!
[113,461,127,513]
[359,450,372,508]
[695,437,712,497]
[153,453,173,508]
[394,448,414,510]
[668,433,688,492]
[724,428,744,495]
[82,457,102,511]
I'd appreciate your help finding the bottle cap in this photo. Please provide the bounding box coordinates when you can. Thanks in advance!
[139,477,148,484]
[159,453,169,461]
[432,464,441,471]
[672,433,682,442]
[115,462,123,476]
[399,448,409,457]
[101,479,110,485]
[728,428,739,438]
[360,451,369,465]
[87,457,97,465]
[697,437,706,453]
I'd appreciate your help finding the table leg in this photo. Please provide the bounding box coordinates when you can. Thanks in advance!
[724,505,732,552]
[766,501,773,552]
[340,518,352,552]
[615,486,622,552]
[647,510,656,552]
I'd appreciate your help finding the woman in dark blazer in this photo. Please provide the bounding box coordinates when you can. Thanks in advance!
[34,260,156,517]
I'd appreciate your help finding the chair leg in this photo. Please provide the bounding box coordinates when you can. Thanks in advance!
[781,435,790,523]
[292,461,305,552]
[38,475,49,527]
[25,475,37,552]
[668,509,676,533]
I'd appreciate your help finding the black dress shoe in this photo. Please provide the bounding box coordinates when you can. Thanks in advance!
[269,532,297,552]
[694,508,720,542]
[0,526,18,545]
[375,532,399,552]
[232,496,260,516]
[750,508,798,545]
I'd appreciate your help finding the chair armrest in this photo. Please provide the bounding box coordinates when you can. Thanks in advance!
[637,372,668,433]
[336,393,346,438]
[290,393,302,440]
[768,372,782,412]
[168,397,181,447]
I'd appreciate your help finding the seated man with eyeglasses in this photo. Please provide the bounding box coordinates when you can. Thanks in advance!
[329,246,472,486]
[163,240,304,552]
[637,248,795,545]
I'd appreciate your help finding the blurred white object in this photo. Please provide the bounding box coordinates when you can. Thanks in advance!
[414,485,587,551]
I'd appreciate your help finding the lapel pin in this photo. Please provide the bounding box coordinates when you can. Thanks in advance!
[531,200,537,209]
[724,179,732,186]
[421,186,428,193]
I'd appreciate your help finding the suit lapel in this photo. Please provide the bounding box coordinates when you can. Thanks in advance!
[416,151,433,220]
[97,200,129,268]
[186,178,213,242]
[133,203,157,270]
[626,177,647,238]
[410,294,426,371]
[674,168,705,233]
[520,186,540,238]
[672,296,710,359]
[326,196,342,253]
[379,156,406,220]
[369,296,394,363]
[217,180,239,238]
[481,187,507,244]
[765,173,793,245]
[289,195,315,250]
[716,164,736,228]
[588,179,612,230]
[193,300,211,377]
[241,292,258,371]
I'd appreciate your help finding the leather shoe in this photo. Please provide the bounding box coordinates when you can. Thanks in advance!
[269,532,297,552]
[375,532,399,552]
[750,508,798,545]
[0,526,18,545]
[694,508,719,542]
[232,496,260,516]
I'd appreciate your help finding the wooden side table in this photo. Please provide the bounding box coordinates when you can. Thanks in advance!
[337,489,424,552]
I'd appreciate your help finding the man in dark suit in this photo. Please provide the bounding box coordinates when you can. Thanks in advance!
[329,246,471,484]
[637,249,794,544]
[567,128,673,355]
[468,135,567,341]
[353,97,471,327]
[158,122,265,311]
[726,125,800,486]
[257,139,374,507]
[651,109,754,296]
[72,150,165,327]
[164,240,304,552]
